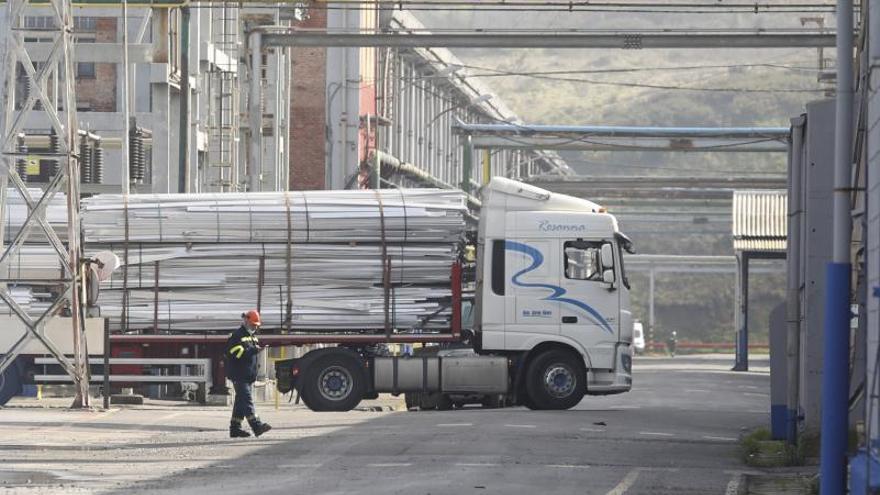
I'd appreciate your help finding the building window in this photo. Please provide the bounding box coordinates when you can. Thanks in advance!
[77,62,96,79]
[74,17,97,33]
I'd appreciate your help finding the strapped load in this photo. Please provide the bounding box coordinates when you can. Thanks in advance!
[79,188,467,333]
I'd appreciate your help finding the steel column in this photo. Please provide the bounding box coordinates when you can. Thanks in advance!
[786,115,805,443]
[247,30,262,192]
[820,0,855,488]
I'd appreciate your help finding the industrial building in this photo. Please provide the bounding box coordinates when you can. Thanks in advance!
[4,0,880,493]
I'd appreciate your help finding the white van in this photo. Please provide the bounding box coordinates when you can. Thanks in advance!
[632,321,646,354]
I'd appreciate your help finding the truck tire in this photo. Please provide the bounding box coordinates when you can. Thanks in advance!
[300,353,365,412]
[525,349,586,410]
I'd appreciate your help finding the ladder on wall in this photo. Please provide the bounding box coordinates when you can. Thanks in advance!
[206,2,240,192]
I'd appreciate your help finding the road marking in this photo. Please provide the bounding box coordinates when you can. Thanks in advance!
[746,409,767,414]
[456,463,500,467]
[606,468,641,495]
[504,424,536,428]
[278,463,322,468]
[743,392,769,397]
[638,431,674,437]
[615,405,642,409]
[580,427,606,432]
[725,473,744,495]
[737,385,759,390]
[703,435,737,442]
[367,463,412,468]
[684,389,710,393]
[547,464,590,469]
[436,423,473,427]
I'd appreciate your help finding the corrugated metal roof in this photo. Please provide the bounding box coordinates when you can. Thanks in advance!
[732,190,787,252]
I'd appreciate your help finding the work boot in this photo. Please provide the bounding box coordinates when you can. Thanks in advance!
[249,418,272,437]
[230,421,251,438]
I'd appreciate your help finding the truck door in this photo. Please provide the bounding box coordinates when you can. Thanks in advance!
[557,239,619,369]
[504,237,561,347]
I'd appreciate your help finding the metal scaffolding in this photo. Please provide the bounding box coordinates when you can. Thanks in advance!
[0,0,89,406]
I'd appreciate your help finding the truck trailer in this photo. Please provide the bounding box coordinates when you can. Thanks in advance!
[276,177,635,411]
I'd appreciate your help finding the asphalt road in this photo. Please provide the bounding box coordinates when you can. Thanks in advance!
[0,354,771,494]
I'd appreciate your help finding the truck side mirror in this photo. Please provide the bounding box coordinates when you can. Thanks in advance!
[600,244,614,268]
[603,269,615,288]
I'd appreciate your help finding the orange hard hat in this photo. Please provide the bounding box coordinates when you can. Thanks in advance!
[243,310,262,326]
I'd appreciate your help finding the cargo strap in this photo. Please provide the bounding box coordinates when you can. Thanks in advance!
[301,191,311,243]
[283,192,293,331]
[374,189,392,339]
[152,260,160,332]
[256,245,266,313]
[397,188,407,287]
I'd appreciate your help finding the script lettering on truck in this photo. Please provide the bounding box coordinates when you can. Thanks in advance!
[538,220,587,233]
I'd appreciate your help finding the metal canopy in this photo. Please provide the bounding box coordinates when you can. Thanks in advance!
[455,124,791,152]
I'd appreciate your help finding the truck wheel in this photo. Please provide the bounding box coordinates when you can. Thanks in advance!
[301,354,365,412]
[525,350,585,410]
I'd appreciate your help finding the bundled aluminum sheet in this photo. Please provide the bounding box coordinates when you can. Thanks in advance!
[82,189,465,244]
[80,188,466,333]
[1,188,69,243]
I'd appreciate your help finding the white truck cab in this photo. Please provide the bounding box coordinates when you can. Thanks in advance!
[276,178,634,412]
[476,177,634,399]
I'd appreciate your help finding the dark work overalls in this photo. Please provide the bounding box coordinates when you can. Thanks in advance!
[225,325,271,437]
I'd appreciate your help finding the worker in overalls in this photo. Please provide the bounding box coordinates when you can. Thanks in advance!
[225,310,272,438]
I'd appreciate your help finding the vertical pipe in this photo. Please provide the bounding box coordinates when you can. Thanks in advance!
[462,135,473,194]
[482,149,491,185]
[120,0,130,195]
[247,30,262,192]
[177,7,190,193]
[370,149,380,189]
[820,0,853,490]
[786,116,805,443]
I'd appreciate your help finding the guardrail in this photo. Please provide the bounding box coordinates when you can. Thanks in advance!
[33,357,212,403]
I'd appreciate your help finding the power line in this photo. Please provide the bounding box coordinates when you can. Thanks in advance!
[432,64,824,93]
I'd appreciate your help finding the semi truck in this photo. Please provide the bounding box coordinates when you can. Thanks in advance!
[276,177,635,411]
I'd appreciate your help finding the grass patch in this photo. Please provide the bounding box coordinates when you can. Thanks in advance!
[741,428,803,467]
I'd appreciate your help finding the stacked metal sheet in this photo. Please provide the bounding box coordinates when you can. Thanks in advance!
[2,188,69,243]
[81,189,466,333]
[0,189,69,316]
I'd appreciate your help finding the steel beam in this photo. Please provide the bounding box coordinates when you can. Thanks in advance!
[468,135,788,152]
[456,124,791,152]
[261,30,837,49]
